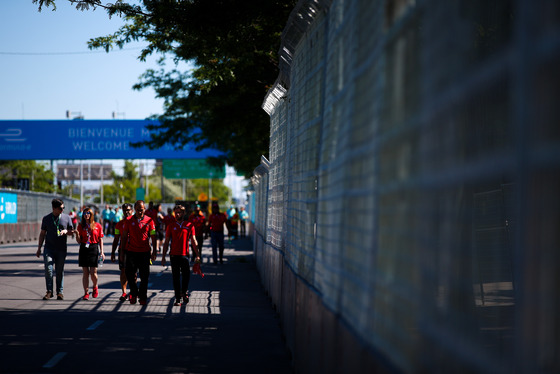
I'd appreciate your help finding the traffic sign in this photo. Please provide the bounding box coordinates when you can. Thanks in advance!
[163,159,226,179]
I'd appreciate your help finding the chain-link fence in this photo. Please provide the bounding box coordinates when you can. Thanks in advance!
[253,0,560,372]
[0,189,81,243]
[4,189,80,223]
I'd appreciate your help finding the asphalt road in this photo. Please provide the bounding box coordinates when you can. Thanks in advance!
[0,236,292,374]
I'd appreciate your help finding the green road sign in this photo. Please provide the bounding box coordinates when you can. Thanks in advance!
[136,187,145,201]
[163,159,226,179]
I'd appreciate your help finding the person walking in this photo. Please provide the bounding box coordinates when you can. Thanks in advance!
[102,204,112,236]
[230,209,239,240]
[75,207,105,300]
[111,203,134,301]
[163,207,176,233]
[69,208,78,228]
[208,202,228,265]
[226,204,237,242]
[239,207,249,237]
[161,204,200,306]
[36,198,75,301]
[188,204,206,261]
[155,204,165,252]
[145,202,163,252]
[109,206,119,236]
[121,200,158,305]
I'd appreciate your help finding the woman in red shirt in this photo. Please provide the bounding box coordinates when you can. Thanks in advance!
[75,207,105,300]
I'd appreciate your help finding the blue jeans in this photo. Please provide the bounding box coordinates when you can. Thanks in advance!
[43,249,66,294]
[210,231,224,264]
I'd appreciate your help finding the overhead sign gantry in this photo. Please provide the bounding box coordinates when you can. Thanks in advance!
[0,120,221,160]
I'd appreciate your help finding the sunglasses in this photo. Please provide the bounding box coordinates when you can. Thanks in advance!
[83,211,91,215]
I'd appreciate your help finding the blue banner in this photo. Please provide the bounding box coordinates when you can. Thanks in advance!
[0,120,221,160]
[0,192,17,224]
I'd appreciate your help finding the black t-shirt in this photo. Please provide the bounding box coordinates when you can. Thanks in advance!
[41,212,74,252]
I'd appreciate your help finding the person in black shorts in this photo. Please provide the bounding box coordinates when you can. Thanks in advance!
[75,207,105,300]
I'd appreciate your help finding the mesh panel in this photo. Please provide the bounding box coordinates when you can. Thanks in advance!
[257,0,560,372]
[2,189,81,223]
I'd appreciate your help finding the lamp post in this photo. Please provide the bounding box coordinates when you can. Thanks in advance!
[80,161,83,209]
[100,163,104,205]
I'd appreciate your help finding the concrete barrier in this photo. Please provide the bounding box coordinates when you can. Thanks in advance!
[254,234,396,374]
[0,222,41,244]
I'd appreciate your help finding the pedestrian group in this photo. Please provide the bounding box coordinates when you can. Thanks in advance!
[36,198,246,305]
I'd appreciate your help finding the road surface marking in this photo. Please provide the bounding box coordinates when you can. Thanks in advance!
[43,352,66,368]
[86,320,104,331]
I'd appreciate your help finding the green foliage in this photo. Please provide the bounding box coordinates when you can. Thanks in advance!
[147,175,230,203]
[0,160,55,192]
[34,0,296,177]
[99,160,230,204]
[128,0,295,177]
[101,160,142,204]
[32,0,57,11]
[33,0,147,17]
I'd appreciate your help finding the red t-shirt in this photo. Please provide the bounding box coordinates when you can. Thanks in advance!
[123,215,156,253]
[145,208,157,221]
[188,212,206,235]
[77,222,104,244]
[209,213,227,232]
[165,220,196,256]
[163,214,175,229]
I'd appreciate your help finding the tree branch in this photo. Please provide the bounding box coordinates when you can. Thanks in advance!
[33,0,151,17]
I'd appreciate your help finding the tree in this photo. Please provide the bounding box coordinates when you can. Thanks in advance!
[101,160,143,204]
[147,165,230,203]
[98,160,231,204]
[33,0,296,176]
[0,160,55,192]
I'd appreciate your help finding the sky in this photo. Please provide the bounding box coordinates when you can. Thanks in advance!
[1,1,165,121]
[0,1,247,202]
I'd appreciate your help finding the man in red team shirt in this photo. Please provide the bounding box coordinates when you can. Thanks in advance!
[161,204,201,306]
[145,202,164,252]
[162,207,176,240]
[208,202,228,265]
[121,200,158,305]
[111,203,134,301]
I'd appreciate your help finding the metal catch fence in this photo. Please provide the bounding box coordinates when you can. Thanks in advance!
[253,0,560,372]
